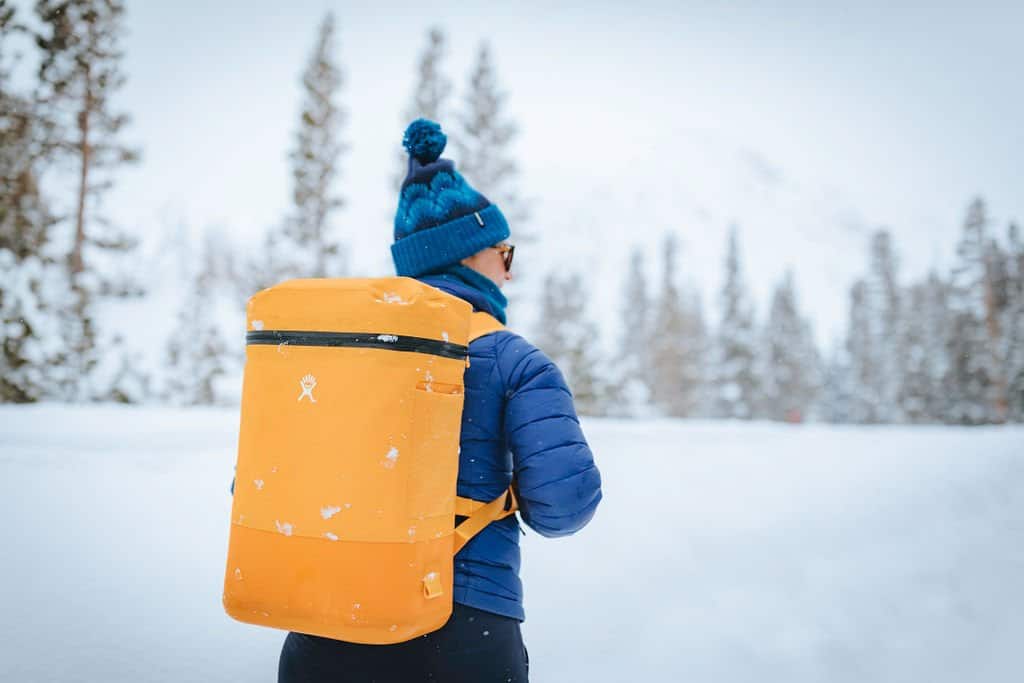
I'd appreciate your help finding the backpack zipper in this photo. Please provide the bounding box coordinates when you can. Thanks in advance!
[246,330,468,360]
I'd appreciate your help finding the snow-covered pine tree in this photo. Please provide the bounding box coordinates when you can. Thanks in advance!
[946,198,1001,424]
[455,43,528,233]
[0,5,71,402]
[455,42,533,316]
[393,27,452,190]
[1003,222,1024,421]
[897,280,928,423]
[864,230,905,422]
[533,270,607,416]
[611,246,653,415]
[760,270,820,422]
[34,0,142,401]
[649,233,705,417]
[681,290,708,415]
[710,226,760,419]
[0,249,71,402]
[818,341,854,423]
[982,234,1013,420]
[283,11,347,278]
[845,279,877,423]
[164,229,230,406]
[899,273,952,422]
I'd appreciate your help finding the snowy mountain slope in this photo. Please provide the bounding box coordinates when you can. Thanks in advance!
[2,405,1022,682]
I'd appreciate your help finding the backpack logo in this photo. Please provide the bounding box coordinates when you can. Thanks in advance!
[298,374,318,403]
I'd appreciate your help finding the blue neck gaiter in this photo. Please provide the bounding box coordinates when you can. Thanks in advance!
[427,264,508,324]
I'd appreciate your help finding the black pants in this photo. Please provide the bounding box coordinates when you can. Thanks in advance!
[278,603,529,682]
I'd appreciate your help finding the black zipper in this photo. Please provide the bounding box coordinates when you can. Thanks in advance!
[246,330,468,360]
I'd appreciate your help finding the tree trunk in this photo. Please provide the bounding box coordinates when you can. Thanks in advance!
[71,65,92,283]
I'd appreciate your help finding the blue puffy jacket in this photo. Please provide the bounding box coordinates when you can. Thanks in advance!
[417,274,603,621]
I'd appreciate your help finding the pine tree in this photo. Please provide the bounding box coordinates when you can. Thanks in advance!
[899,273,952,422]
[1003,222,1024,421]
[611,246,653,415]
[283,11,347,278]
[0,250,70,402]
[34,0,142,401]
[649,233,705,417]
[819,342,854,423]
[845,279,877,423]
[164,229,230,405]
[864,230,905,421]
[455,39,533,303]
[533,270,607,415]
[947,198,1000,424]
[455,43,527,227]
[0,3,70,402]
[393,27,452,190]
[710,226,760,419]
[680,290,708,415]
[983,235,1012,419]
[1,5,46,257]
[760,270,820,422]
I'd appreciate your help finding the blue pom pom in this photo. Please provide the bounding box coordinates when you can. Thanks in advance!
[402,119,447,163]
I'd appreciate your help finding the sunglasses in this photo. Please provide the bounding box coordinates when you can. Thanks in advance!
[492,243,515,272]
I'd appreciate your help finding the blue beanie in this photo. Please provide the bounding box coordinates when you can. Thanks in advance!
[392,119,510,277]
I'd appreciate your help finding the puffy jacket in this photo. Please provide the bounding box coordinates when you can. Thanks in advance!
[417,274,603,621]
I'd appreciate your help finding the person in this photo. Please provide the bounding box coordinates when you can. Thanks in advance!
[277,119,603,682]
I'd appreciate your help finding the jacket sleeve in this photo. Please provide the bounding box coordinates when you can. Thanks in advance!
[499,334,602,538]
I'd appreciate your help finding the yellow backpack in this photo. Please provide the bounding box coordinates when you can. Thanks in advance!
[222,276,516,644]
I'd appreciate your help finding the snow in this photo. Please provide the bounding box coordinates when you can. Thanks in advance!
[320,505,341,520]
[377,292,409,305]
[1,405,1023,682]
[382,446,400,469]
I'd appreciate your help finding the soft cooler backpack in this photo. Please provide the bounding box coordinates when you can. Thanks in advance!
[223,277,517,644]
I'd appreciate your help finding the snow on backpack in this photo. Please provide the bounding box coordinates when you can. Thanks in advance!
[222,277,516,644]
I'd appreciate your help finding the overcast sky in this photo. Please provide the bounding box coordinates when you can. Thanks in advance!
[18,0,1023,346]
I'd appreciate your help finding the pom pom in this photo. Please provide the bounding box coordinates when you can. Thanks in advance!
[402,119,447,163]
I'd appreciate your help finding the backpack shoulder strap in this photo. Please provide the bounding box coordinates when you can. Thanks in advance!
[453,310,513,555]
[468,311,505,342]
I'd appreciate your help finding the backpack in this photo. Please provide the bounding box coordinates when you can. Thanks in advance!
[222,276,517,644]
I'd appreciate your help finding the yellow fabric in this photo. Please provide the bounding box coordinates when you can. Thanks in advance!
[467,310,505,342]
[454,491,518,520]
[223,278,519,646]
[224,277,472,644]
[453,488,519,555]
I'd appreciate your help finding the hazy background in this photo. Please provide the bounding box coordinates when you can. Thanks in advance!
[99,0,1022,345]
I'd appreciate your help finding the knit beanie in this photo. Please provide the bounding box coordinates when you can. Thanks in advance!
[392,119,510,277]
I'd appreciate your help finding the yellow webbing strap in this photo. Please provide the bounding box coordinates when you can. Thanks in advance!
[468,311,505,342]
[453,311,510,554]
[453,486,518,555]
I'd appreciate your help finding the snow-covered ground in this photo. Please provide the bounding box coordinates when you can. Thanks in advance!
[1,405,1022,682]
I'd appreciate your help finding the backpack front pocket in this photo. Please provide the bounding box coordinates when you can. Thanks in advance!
[407,384,464,521]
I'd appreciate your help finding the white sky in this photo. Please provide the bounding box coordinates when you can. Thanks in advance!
[15,0,1024,349]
